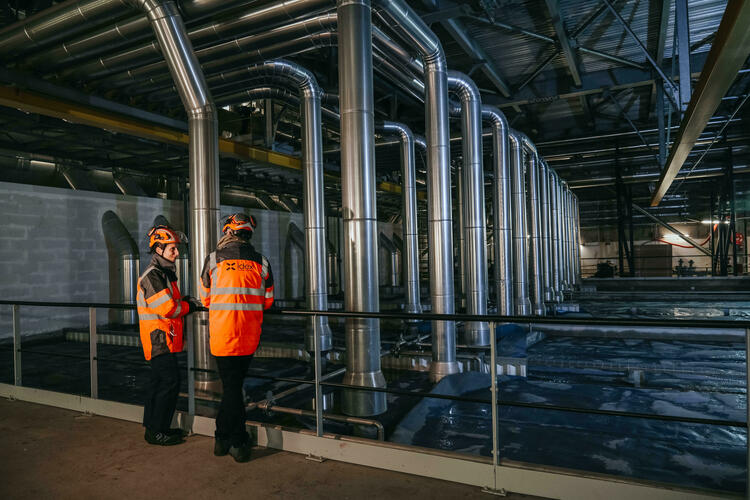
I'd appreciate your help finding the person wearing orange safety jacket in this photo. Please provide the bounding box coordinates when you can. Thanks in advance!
[199,213,274,462]
[137,225,202,447]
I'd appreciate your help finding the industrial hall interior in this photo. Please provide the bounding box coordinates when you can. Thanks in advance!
[0,0,749,498]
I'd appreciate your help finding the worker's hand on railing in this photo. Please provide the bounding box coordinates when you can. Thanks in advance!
[183,296,207,314]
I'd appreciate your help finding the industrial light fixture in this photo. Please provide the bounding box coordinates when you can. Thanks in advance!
[700,220,730,224]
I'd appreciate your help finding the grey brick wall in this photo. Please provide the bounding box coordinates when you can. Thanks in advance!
[0,182,401,339]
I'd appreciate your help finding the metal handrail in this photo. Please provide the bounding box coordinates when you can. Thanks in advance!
[2,299,749,329]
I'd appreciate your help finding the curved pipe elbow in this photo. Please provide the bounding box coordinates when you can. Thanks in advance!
[379,121,414,147]
[481,105,508,132]
[447,71,481,103]
[375,0,446,71]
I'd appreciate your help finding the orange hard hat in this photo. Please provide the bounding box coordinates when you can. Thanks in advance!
[222,213,257,234]
[148,225,183,249]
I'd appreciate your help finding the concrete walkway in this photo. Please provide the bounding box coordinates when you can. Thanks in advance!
[0,398,542,500]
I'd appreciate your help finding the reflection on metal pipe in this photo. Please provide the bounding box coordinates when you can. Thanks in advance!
[379,121,422,315]
[482,105,513,316]
[376,0,459,381]
[518,134,544,315]
[101,210,139,325]
[379,233,400,287]
[448,71,488,345]
[509,131,531,315]
[533,323,744,341]
[338,0,386,416]
[130,0,220,394]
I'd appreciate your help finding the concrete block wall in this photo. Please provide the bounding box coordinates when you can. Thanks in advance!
[0,182,401,339]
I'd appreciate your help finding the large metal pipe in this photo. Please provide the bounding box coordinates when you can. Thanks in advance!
[129,0,220,393]
[379,233,400,288]
[379,121,422,315]
[455,163,465,306]
[518,134,545,315]
[376,0,458,381]
[447,71,488,346]
[482,105,513,316]
[549,169,563,303]
[101,210,140,325]
[233,60,332,353]
[285,222,306,299]
[556,177,570,292]
[539,160,553,304]
[27,0,330,72]
[508,131,531,315]
[573,195,582,284]
[564,184,575,289]
[338,0,386,416]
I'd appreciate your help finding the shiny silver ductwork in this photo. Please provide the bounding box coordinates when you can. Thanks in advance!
[128,0,220,394]
[377,0,458,382]
[517,133,544,315]
[555,174,570,292]
[338,0,386,416]
[101,210,139,325]
[563,183,574,290]
[447,71,488,346]
[573,194,581,284]
[379,233,400,288]
[482,106,513,316]
[378,121,422,315]
[539,160,553,304]
[549,169,563,303]
[508,131,531,315]
[234,60,332,353]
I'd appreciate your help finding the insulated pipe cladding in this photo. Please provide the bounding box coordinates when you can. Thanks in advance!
[338,0,386,417]
[377,0,459,382]
[539,160,553,304]
[482,105,513,316]
[378,121,422,315]
[508,131,531,315]
[518,133,545,316]
[447,71,489,346]
[549,169,563,303]
[101,210,140,325]
[129,0,221,395]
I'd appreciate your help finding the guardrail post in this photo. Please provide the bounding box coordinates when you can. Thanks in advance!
[313,313,323,437]
[187,317,195,417]
[489,320,499,490]
[89,307,98,399]
[746,327,749,497]
[12,304,21,386]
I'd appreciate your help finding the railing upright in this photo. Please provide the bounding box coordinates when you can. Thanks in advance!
[88,307,98,398]
[12,304,21,386]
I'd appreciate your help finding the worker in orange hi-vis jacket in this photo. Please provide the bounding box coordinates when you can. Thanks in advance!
[200,213,274,462]
[137,225,202,446]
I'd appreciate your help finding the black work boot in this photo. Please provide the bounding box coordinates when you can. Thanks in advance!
[167,428,189,438]
[214,438,230,457]
[144,429,183,446]
[228,443,252,463]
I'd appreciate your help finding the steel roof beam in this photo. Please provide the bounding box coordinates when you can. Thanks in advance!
[544,0,581,86]
[650,0,750,206]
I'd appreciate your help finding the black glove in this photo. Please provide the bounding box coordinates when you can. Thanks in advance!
[182,295,205,314]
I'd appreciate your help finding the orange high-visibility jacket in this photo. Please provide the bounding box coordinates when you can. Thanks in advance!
[137,255,190,361]
[199,241,274,356]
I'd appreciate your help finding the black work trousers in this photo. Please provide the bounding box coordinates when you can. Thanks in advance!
[143,352,180,433]
[215,355,253,446]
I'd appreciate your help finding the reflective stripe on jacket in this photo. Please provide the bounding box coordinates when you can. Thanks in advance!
[137,254,189,361]
[199,240,274,356]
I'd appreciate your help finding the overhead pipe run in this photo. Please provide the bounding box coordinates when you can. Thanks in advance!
[101,210,140,325]
[482,105,513,316]
[447,71,489,346]
[378,121,422,315]
[128,0,220,394]
[338,0,386,417]
[508,131,531,315]
[376,0,459,382]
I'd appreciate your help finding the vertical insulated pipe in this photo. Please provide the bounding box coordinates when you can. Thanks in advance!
[338,0,386,416]
[381,121,422,315]
[448,71,488,345]
[509,131,531,315]
[376,0,459,381]
[539,160,553,304]
[573,195,582,283]
[556,176,570,292]
[129,0,220,393]
[482,105,513,316]
[565,184,575,289]
[520,135,545,315]
[456,163,465,307]
[549,170,563,303]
